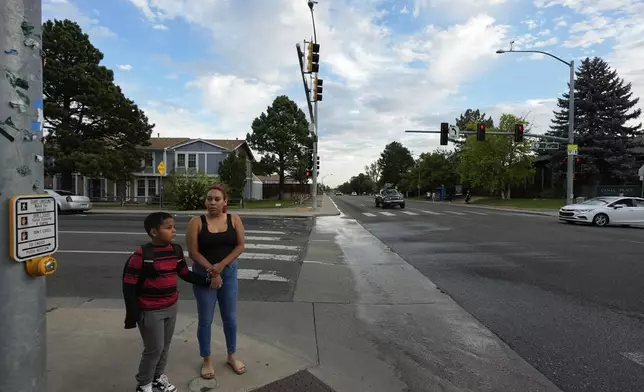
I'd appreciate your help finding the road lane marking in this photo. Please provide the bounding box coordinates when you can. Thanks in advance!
[401,211,419,215]
[362,213,377,217]
[55,250,299,261]
[622,352,644,368]
[379,212,396,216]
[467,211,488,215]
[446,211,466,215]
[245,243,301,251]
[59,230,282,241]
[421,210,443,215]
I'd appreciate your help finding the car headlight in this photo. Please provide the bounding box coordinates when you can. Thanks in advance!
[576,209,592,213]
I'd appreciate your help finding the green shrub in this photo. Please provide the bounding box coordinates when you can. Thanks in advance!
[165,170,218,210]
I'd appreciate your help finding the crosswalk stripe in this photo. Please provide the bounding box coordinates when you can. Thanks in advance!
[422,210,443,215]
[362,212,377,217]
[245,230,286,235]
[401,211,419,215]
[446,211,466,215]
[379,212,396,216]
[245,243,301,251]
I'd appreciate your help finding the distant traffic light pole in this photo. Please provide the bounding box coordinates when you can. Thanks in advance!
[295,0,322,210]
[1,1,53,391]
[495,42,576,205]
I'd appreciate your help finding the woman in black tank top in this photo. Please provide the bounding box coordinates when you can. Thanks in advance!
[186,185,246,379]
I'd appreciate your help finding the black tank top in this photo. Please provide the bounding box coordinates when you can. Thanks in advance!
[194,214,238,275]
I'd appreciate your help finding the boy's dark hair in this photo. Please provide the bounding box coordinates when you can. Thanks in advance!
[143,212,173,236]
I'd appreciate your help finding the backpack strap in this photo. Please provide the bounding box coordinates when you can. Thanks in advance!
[137,243,157,292]
[171,243,185,261]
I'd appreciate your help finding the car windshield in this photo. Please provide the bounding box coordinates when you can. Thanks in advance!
[385,190,400,196]
[581,198,610,205]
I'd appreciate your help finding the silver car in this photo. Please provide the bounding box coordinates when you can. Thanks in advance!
[45,189,92,213]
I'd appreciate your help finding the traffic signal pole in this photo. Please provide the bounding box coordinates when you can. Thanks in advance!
[1,1,49,391]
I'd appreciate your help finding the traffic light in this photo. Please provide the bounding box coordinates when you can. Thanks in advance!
[307,152,313,171]
[313,77,323,102]
[305,170,311,177]
[307,42,320,73]
[514,124,524,142]
[316,156,320,170]
[440,122,449,145]
[476,123,486,141]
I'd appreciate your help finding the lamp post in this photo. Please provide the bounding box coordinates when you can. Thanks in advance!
[308,0,319,209]
[496,45,576,205]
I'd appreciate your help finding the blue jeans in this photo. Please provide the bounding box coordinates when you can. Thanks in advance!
[193,261,239,357]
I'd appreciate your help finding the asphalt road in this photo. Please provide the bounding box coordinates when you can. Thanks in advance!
[50,214,313,302]
[332,194,644,392]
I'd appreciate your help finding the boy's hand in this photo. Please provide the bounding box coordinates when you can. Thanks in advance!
[210,274,223,289]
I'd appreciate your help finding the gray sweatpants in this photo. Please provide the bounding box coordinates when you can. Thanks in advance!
[136,303,178,385]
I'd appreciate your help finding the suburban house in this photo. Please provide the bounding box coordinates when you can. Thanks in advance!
[46,136,264,202]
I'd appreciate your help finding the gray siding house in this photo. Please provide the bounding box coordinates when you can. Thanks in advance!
[46,137,261,202]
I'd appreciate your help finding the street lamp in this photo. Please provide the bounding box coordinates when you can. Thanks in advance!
[496,44,576,205]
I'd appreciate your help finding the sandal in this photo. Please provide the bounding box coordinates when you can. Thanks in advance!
[200,362,215,379]
[227,359,246,375]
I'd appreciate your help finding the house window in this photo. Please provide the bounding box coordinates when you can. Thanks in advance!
[137,179,146,197]
[148,179,156,197]
[177,154,186,167]
[145,153,153,167]
[188,154,197,169]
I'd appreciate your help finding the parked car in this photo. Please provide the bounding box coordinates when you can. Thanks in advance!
[45,189,92,213]
[335,191,343,196]
[558,196,644,227]
[351,191,357,196]
[375,188,405,209]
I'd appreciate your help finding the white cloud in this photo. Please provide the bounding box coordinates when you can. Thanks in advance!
[43,0,116,38]
[117,64,133,71]
[152,24,168,30]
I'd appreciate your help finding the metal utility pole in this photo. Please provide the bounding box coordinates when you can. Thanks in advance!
[308,0,319,211]
[496,44,576,205]
[1,1,48,392]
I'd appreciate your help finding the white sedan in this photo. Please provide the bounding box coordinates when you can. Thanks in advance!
[558,196,644,227]
[45,189,92,213]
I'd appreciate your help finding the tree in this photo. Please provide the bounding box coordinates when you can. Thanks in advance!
[218,152,247,203]
[457,114,535,199]
[42,19,153,190]
[547,56,643,186]
[349,173,374,194]
[286,138,314,185]
[253,155,278,176]
[377,142,415,187]
[364,161,381,190]
[453,109,495,145]
[247,95,310,199]
[407,149,459,192]
[165,170,215,210]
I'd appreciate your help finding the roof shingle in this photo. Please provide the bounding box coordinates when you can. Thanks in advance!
[142,138,246,151]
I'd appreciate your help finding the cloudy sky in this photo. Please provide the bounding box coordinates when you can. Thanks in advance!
[43,0,644,187]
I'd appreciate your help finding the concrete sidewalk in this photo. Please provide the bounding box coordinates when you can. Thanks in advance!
[88,195,340,217]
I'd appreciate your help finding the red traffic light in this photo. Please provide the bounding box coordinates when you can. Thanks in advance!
[518,125,524,132]
[479,124,486,130]
[305,170,311,177]
[575,157,581,163]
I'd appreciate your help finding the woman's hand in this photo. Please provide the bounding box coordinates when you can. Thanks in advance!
[210,262,225,275]
[210,274,223,289]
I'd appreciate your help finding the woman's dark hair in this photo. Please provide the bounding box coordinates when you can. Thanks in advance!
[209,184,228,213]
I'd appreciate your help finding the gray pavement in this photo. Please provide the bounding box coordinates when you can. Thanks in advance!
[332,194,644,392]
[51,214,313,302]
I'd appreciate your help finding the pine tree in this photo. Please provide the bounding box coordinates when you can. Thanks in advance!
[547,57,643,185]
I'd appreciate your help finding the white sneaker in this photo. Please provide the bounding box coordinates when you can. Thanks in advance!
[153,374,177,392]
[136,383,153,392]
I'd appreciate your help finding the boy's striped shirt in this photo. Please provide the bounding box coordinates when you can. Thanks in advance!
[123,243,195,310]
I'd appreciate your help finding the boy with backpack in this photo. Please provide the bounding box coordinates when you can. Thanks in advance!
[123,212,222,392]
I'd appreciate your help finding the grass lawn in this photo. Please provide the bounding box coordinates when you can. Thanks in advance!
[93,198,301,210]
[470,198,566,210]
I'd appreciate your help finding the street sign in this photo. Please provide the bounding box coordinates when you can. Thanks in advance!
[157,161,166,176]
[533,142,560,150]
[448,125,459,139]
[9,194,58,262]
[567,144,578,156]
